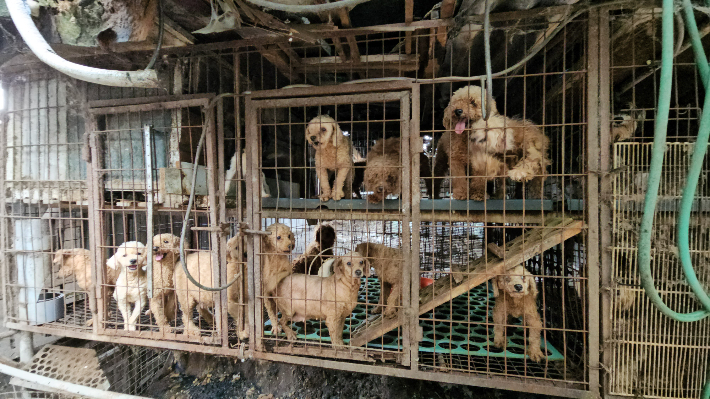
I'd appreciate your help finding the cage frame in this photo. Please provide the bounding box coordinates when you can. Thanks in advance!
[0,6,622,398]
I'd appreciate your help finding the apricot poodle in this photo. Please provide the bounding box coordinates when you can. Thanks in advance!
[492,264,545,362]
[306,115,353,201]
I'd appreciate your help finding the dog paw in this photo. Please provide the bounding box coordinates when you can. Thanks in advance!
[529,347,545,362]
[319,192,331,201]
[451,189,469,200]
[370,306,382,315]
[284,330,298,341]
[333,189,345,201]
[508,168,530,182]
[493,335,506,348]
[383,308,397,319]
[85,318,94,327]
[469,192,489,201]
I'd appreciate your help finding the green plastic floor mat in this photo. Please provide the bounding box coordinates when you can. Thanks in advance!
[265,277,564,361]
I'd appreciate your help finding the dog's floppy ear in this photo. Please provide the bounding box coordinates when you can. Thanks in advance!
[524,270,538,297]
[442,105,452,130]
[492,276,501,298]
[331,258,343,276]
[106,250,120,270]
[332,122,343,147]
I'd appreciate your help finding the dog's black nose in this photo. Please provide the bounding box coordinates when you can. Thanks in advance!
[153,246,159,251]
[377,186,384,193]
[288,244,292,250]
[129,258,137,265]
[454,109,463,116]
[355,269,362,277]
[514,284,523,292]
[310,136,317,141]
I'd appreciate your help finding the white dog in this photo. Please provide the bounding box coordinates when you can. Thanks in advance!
[107,241,148,331]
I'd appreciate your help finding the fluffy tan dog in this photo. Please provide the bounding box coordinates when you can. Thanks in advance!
[492,264,544,362]
[174,251,222,337]
[149,234,180,333]
[434,85,507,200]
[465,86,550,197]
[306,115,353,201]
[274,251,370,345]
[260,223,295,336]
[54,248,119,326]
[354,242,401,318]
[107,241,148,331]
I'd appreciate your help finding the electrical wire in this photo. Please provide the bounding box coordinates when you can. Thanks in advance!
[178,93,243,292]
[482,0,493,120]
[145,0,164,70]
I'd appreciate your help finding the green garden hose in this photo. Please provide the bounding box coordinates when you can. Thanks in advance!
[638,0,710,396]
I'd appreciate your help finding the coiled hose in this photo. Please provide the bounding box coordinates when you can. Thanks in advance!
[638,0,710,396]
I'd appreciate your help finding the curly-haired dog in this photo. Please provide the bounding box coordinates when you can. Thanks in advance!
[149,234,180,333]
[54,248,119,326]
[354,242,402,318]
[274,251,370,345]
[434,85,504,200]
[363,137,433,203]
[292,223,336,275]
[492,264,544,362]
[612,105,645,142]
[306,115,353,201]
[465,86,550,197]
[260,223,295,336]
[107,241,148,331]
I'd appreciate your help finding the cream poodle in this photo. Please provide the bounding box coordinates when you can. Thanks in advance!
[306,115,353,201]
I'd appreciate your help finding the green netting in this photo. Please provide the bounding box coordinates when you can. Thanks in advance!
[265,277,563,361]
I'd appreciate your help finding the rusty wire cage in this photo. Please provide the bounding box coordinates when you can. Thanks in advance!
[606,6,710,399]
[4,2,708,398]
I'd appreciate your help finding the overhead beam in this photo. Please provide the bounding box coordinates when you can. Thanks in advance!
[405,0,414,54]
[296,54,419,72]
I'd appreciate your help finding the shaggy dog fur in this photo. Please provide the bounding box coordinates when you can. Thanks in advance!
[54,248,119,326]
[465,86,550,198]
[354,242,402,318]
[434,86,508,200]
[107,241,148,331]
[149,234,180,333]
[306,115,353,201]
[259,223,295,336]
[173,235,254,338]
[292,224,336,275]
[274,251,370,345]
[363,137,433,203]
[492,264,544,362]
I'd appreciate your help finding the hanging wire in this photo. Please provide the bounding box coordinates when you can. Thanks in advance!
[145,0,165,70]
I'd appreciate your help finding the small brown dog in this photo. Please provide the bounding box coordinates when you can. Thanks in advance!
[173,251,217,337]
[149,234,180,333]
[292,223,336,275]
[354,242,402,318]
[54,248,119,326]
[107,241,148,331]
[363,137,434,203]
[306,115,353,201]
[260,223,295,336]
[274,251,370,345]
[492,264,544,362]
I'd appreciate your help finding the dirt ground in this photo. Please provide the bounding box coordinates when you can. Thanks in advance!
[145,354,553,399]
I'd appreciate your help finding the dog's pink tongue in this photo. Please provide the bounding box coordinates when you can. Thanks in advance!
[455,120,467,134]
[155,253,164,261]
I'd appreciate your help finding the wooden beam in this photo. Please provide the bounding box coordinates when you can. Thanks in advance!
[405,0,414,54]
[337,9,362,63]
[255,44,300,80]
[348,217,584,347]
[297,54,418,72]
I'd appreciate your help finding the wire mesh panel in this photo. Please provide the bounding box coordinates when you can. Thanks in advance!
[606,6,710,399]
[246,86,414,362]
[1,73,94,333]
[89,98,231,345]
